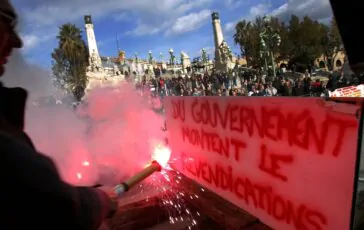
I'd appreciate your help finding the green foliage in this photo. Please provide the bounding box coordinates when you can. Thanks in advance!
[51,23,89,101]
[320,17,342,69]
[233,14,342,70]
[234,20,260,66]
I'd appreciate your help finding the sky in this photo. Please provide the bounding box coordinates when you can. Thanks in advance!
[12,0,334,68]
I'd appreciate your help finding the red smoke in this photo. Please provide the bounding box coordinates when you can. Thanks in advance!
[25,82,165,186]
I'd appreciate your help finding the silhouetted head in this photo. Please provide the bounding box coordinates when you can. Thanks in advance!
[0,0,22,76]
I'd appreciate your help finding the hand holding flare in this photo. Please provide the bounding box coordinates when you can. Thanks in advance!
[114,144,171,196]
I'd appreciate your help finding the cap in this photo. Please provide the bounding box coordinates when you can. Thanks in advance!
[0,0,17,22]
[0,0,22,48]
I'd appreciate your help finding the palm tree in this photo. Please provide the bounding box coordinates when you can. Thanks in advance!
[57,24,85,61]
[234,20,254,65]
[52,23,88,101]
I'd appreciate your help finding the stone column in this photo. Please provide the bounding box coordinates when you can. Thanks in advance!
[84,15,102,68]
[211,12,228,71]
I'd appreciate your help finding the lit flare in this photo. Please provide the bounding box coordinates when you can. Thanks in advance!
[151,144,171,168]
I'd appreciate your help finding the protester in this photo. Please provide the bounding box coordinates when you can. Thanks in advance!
[0,1,118,229]
[138,67,352,99]
[139,56,364,100]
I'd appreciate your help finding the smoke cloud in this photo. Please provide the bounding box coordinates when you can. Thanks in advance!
[2,52,165,186]
[2,51,56,99]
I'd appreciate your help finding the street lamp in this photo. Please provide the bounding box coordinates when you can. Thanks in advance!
[134,52,138,63]
[260,15,281,77]
[169,48,175,67]
[260,51,268,73]
[148,50,153,64]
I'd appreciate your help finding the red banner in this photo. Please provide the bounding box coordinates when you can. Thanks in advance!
[165,96,361,230]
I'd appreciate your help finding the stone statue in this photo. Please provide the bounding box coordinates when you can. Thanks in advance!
[89,55,94,68]
[106,57,111,65]
[91,51,97,62]
[118,50,125,64]
[148,51,153,64]
[134,52,138,63]
[201,48,208,63]
[89,60,96,72]
[180,52,190,73]
[181,52,190,63]
[219,40,229,63]
[113,64,120,75]
[169,55,175,66]
[227,46,233,61]
[90,51,99,72]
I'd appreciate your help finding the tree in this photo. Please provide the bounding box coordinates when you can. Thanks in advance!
[51,23,88,101]
[234,20,254,65]
[276,21,291,61]
[320,17,342,70]
[233,18,266,67]
[250,17,266,67]
[233,14,343,71]
[287,15,325,71]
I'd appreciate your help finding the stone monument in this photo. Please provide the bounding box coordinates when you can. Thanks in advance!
[84,15,102,71]
[113,64,120,75]
[180,51,191,73]
[211,12,231,71]
[118,50,126,64]
[83,15,125,99]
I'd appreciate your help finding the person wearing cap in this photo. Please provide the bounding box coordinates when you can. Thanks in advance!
[0,0,118,229]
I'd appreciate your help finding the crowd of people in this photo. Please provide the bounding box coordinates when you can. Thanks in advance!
[136,67,359,99]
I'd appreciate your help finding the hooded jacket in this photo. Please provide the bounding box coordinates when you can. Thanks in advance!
[0,83,113,230]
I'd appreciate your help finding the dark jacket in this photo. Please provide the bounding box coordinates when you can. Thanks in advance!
[0,84,112,230]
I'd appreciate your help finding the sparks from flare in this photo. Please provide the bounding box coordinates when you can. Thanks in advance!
[151,143,171,168]
[74,142,201,228]
[77,160,90,181]
[137,155,203,229]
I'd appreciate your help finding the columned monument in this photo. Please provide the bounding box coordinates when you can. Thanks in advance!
[83,15,125,98]
[211,12,232,71]
[84,15,102,71]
